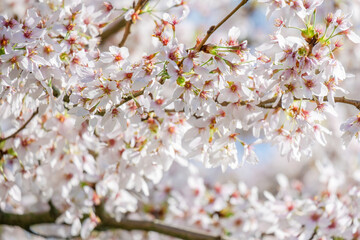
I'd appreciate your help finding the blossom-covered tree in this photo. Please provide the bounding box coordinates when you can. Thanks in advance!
[1,0,360,239]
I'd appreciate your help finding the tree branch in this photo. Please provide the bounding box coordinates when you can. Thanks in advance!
[26,227,67,239]
[100,19,127,45]
[330,96,360,110]
[0,108,39,142]
[96,205,230,240]
[117,89,145,107]
[195,0,249,52]
[0,205,231,240]
[119,0,150,47]
[0,203,60,230]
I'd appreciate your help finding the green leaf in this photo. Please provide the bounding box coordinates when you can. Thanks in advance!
[7,148,18,157]
[0,47,5,55]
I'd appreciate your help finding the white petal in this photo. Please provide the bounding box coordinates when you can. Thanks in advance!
[8,185,21,202]
[71,218,81,236]
[228,26,241,39]
[68,106,89,117]
[347,30,360,44]
[282,93,293,108]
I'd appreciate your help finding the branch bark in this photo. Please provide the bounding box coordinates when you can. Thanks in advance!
[0,205,231,240]
[195,0,249,52]
[0,202,60,231]
[100,19,127,45]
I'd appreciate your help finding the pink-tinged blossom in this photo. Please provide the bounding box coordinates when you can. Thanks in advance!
[242,144,259,165]
[80,213,100,239]
[217,79,252,103]
[340,114,360,145]
[301,74,328,99]
[302,0,324,15]
[101,46,129,65]
[77,5,102,37]
[0,28,12,53]
[332,9,352,31]
[340,29,360,44]
[228,26,241,46]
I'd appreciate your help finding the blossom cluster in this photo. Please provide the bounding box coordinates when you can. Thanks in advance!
[124,157,360,240]
[0,0,360,238]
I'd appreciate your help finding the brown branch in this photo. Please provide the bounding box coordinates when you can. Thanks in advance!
[0,203,60,230]
[119,0,150,47]
[115,88,360,118]
[0,205,231,240]
[0,108,39,142]
[100,19,127,45]
[96,205,230,240]
[26,229,66,239]
[116,89,145,107]
[308,226,318,240]
[195,0,249,52]
[330,96,360,110]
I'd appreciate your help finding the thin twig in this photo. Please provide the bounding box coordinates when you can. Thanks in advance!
[26,227,67,240]
[134,94,360,122]
[253,96,360,110]
[116,89,145,107]
[0,108,39,142]
[119,0,150,47]
[195,0,249,52]
[330,96,360,110]
[116,88,360,114]
[308,226,318,240]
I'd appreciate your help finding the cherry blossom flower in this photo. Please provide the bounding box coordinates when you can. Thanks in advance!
[340,114,360,145]
[101,46,129,66]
